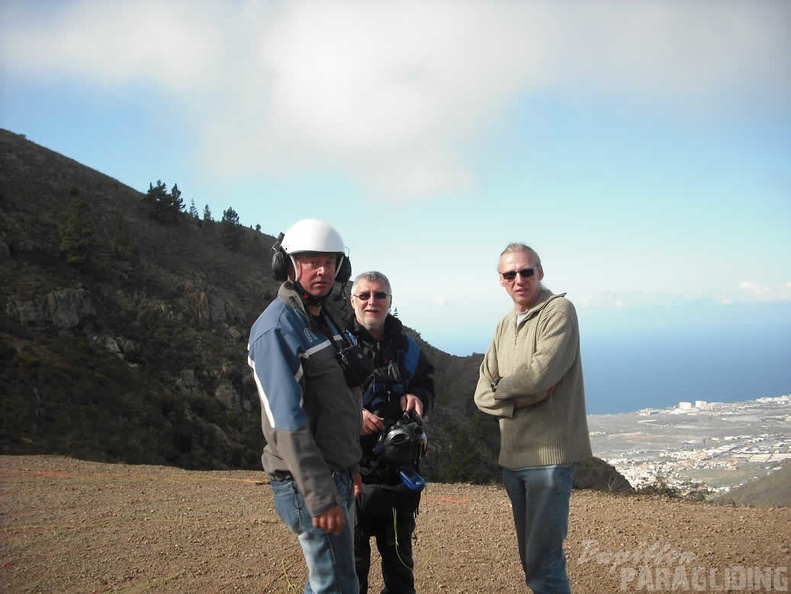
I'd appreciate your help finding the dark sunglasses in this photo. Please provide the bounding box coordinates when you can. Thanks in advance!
[500,267,538,281]
[355,291,390,301]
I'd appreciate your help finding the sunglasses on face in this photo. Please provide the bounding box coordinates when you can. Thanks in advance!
[500,266,538,281]
[354,291,390,301]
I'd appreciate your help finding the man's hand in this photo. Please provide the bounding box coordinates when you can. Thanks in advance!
[353,472,362,498]
[515,386,556,409]
[312,506,344,535]
[361,409,385,435]
[401,394,424,417]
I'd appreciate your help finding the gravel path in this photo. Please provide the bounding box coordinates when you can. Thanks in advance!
[1,456,789,593]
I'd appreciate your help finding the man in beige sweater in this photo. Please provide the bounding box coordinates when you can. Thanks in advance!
[474,243,591,594]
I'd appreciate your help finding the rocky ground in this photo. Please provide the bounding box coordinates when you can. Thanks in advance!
[1,455,789,594]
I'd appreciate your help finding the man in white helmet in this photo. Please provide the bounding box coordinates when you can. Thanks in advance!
[248,218,365,594]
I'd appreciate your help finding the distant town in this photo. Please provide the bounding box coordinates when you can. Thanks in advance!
[588,394,791,495]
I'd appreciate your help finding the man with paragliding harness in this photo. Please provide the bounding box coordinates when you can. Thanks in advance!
[347,271,435,594]
[248,218,365,594]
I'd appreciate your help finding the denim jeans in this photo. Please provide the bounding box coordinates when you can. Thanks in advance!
[271,471,359,594]
[502,464,575,594]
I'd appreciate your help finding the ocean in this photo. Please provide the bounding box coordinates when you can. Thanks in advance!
[581,305,791,414]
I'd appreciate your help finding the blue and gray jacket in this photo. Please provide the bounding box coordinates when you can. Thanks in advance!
[247,282,362,516]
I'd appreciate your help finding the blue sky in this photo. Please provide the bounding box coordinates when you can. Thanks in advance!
[2,1,790,362]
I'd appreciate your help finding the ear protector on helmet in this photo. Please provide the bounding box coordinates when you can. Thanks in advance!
[271,232,290,281]
[336,255,352,285]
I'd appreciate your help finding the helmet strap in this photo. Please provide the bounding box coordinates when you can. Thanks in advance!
[293,281,329,308]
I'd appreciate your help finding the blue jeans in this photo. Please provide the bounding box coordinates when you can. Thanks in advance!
[271,471,359,594]
[502,464,575,594]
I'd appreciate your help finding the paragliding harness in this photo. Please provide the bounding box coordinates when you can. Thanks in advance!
[318,312,373,390]
[357,334,427,493]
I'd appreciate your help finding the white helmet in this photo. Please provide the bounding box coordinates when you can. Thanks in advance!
[272,218,351,284]
[281,218,345,255]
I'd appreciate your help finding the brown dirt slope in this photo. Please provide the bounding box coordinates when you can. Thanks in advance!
[1,456,789,594]
[714,462,791,507]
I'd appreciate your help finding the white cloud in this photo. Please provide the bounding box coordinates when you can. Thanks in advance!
[1,0,232,91]
[545,2,790,103]
[202,2,539,200]
[735,281,791,302]
[2,1,788,200]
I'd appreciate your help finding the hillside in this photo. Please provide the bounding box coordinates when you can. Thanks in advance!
[1,128,280,470]
[0,128,637,491]
[715,462,791,507]
[2,455,789,594]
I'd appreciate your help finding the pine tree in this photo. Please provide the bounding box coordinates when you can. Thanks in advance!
[188,199,199,220]
[203,205,212,223]
[143,180,184,223]
[220,207,243,250]
[221,207,240,227]
[143,180,167,207]
[170,184,183,213]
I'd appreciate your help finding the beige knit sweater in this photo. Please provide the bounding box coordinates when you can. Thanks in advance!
[474,288,592,468]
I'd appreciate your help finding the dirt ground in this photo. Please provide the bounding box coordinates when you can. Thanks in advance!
[1,456,789,594]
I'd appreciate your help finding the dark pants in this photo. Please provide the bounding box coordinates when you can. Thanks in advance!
[354,504,416,594]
